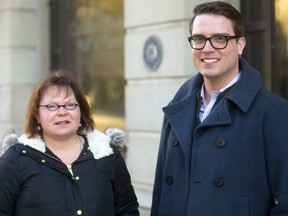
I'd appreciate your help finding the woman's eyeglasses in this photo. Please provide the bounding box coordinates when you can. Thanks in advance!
[39,102,80,111]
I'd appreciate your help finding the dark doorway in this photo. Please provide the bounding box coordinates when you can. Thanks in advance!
[241,0,288,100]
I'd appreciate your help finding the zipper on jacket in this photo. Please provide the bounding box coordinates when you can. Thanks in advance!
[44,153,75,177]
[67,164,74,176]
[44,152,76,177]
[23,146,81,179]
[44,153,78,179]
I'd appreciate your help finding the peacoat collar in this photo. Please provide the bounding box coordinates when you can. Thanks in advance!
[163,58,262,125]
[162,58,262,162]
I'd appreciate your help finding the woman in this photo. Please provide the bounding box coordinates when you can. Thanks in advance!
[0,70,139,216]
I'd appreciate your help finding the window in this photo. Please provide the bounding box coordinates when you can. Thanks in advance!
[50,0,125,130]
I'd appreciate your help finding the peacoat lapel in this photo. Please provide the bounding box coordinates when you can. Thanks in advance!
[163,90,198,164]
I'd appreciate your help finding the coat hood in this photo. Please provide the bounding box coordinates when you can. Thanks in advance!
[0,128,128,160]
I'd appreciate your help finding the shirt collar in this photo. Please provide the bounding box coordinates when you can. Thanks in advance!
[200,72,241,103]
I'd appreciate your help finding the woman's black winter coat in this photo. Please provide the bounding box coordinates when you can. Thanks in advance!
[0,129,139,216]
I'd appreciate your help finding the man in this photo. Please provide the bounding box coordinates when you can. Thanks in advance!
[151,1,288,216]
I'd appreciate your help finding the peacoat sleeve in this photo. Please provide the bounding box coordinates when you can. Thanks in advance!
[111,146,140,216]
[0,145,22,216]
[264,97,288,215]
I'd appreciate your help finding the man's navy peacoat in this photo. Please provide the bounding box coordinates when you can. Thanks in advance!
[151,58,288,216]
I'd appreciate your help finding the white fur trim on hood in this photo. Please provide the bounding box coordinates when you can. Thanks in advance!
[18,134,46,153]
[1,129,128,160]
[1,131,18,153]
[87,129,112,159]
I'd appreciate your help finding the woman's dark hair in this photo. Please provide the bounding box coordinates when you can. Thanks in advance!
[25,69,95,138]
[189,1,244,36]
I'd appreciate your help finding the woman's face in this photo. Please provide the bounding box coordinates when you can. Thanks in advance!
[37,85,81,141]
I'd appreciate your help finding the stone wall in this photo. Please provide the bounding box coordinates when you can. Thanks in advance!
[0,0,50,136]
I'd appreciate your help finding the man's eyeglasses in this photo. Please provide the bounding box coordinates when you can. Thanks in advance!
[188,35,241,50]
[39,102,80,111]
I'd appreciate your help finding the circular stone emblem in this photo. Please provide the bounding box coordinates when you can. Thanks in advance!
[143,35,163,71]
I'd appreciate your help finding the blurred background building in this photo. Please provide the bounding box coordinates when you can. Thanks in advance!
[0,0,287,215]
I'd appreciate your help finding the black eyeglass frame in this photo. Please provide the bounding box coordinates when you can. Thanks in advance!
[39,102,80,111]
[187,35,241,50]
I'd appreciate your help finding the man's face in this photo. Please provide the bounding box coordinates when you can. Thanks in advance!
[191,14,246,87]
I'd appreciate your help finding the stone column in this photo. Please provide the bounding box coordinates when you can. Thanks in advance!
[124,0,198,214]
[0,0,49,143]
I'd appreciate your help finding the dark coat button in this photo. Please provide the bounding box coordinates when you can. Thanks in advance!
[166,175,173,185]
[172,137,179,146]
[216,137,226,147]
[215,177,224,187]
